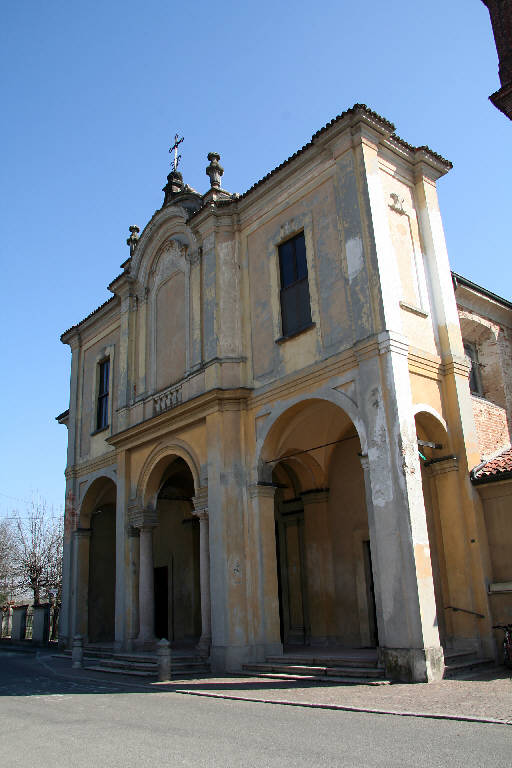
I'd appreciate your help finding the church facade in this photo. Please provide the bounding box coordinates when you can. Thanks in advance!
[58,104,511,682]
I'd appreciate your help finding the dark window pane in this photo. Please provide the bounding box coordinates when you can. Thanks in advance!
[96,358,110,429]
[281,286,297,337]
[99,360,110,396]
[294,235,307,280]
[279,232,311,337]
[296,279,312,328]
[279,241,295,288]
[463,343,481,395]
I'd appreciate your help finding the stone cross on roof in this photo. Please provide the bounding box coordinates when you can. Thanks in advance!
[169,133,184,172]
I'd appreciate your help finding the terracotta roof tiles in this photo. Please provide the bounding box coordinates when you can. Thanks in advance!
[471,447,512,484]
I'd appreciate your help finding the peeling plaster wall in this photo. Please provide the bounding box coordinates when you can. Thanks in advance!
[79,327,119,460]
[247,178,354,387]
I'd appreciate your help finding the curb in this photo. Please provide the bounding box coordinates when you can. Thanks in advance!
[172,689,512,727]
[35,654,512,726]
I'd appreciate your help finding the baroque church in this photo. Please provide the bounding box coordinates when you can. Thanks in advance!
[57,104,512,683]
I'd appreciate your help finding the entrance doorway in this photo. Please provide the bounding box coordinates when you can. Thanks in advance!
[275,490,309,645]
[153,457,201,645]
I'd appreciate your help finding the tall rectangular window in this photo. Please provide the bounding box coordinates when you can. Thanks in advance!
[278,232,312,338]
[463,342,482,396]
[96,358,110,430]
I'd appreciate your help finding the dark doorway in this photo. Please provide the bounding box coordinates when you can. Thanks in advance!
[88,505,116,643]
[154,565,169,640]
[275,496,309,645]
[363,540,379,647]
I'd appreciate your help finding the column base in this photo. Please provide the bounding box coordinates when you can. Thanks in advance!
[134,636,156,652]
[381,646,444,682]
[196,635,212,658]
[210,644,253,674]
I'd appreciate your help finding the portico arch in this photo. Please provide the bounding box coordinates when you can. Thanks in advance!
[256,397,376,650]
[75,475,117,644]
[138,440,201,511]
[134,442,209,651]
[414,409,478,651]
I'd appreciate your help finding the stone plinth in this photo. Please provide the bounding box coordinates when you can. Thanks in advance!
[11,605,28,641]
[32,604,51,644]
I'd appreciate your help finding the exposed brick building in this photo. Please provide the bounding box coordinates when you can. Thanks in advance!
[482,0,512,119]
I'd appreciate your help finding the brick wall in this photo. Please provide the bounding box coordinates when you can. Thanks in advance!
[471,395,510,459]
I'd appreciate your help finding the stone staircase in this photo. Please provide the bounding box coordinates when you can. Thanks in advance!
[442,649,495,679]
[242,648,497,684]
[64,645,210,679]
[242,651,390,685]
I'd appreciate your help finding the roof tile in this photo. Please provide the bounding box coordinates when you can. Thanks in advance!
[471,446,512,484]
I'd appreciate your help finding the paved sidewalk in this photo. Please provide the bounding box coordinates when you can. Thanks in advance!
[35,651,512,725]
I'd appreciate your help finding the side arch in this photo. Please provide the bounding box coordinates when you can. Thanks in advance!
[255,387,367,484]
[413,404,448,435]
[78,470,117,528]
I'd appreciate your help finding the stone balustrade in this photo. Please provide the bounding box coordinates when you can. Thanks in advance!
[153,382,183,415]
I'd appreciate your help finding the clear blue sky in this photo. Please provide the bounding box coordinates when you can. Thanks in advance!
[0,1,510,517]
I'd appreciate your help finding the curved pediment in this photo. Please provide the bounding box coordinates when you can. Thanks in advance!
[130,203,200,290]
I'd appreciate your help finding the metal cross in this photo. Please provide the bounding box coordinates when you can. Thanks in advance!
[169,133,184,172]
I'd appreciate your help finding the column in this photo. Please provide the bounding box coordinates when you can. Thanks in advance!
[72,528,91,640]
[131,508,158,650]
[356,334,444,682]
[247,484,282,659]
[192,489,211,656]
[127,526,140,651]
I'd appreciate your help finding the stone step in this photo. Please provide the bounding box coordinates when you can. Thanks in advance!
[84,661,210,679]
[243,671,390,685]
[266,655,379,669]
[95,658,157,672]
[443,657,495,679]
[85,664,156,678]
[243,662,384,678]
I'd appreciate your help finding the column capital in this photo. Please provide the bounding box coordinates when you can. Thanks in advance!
[73,527,91,540]
[192,487,208,516]
[248,483,277,500]
[359,453,370,472]
[129,508,158,530]
[300,488,330,504]
[425,457,459,477]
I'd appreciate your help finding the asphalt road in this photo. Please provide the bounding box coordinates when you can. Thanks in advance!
[0,650,511,768]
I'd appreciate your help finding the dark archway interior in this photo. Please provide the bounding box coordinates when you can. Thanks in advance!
[88,500,116,644]
[154,457,200,644]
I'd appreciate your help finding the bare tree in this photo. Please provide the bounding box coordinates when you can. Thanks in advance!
[10,502,63,606]
[0,518,14,604]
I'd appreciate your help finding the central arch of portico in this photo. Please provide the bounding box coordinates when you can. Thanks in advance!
[132,443,210,654]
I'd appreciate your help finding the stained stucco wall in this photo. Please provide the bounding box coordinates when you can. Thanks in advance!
[79,327,119,460]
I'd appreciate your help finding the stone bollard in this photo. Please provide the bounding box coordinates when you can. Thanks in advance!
[32,604,51,645]
[72,635,83,668]
[11,605,28,640]
[157,638,171,681]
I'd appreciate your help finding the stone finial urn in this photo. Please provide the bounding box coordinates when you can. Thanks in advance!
[206,152,224,188]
